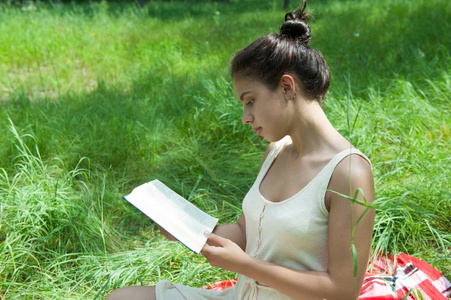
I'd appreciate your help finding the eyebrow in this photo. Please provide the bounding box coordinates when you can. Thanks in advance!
[239,91,252,101]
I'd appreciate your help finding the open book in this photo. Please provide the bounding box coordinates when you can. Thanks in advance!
[123,179,218,254]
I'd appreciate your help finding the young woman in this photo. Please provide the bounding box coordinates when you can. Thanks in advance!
[108,1,375,299]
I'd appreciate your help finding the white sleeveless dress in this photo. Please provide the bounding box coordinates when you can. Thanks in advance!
[156,136,370,299]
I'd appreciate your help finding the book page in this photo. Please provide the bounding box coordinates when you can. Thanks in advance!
[124,179,218,254]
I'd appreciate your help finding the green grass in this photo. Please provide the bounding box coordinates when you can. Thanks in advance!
[0,0,450,298]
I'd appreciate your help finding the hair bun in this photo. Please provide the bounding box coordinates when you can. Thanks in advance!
[280,0,312,46]
[280,19,311,46]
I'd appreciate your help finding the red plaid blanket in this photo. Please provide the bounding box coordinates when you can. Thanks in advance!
[203,253,451,299]
[359,253,450,300]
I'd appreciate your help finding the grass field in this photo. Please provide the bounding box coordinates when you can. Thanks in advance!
[0,0,450,298]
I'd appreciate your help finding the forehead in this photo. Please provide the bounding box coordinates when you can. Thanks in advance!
[232,76,260,87]
[232,76,267,98]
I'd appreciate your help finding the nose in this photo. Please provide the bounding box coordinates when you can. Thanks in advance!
[242,107,254,124]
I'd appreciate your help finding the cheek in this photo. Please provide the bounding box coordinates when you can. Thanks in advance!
[264,105,292,139]
[263,105,284,124]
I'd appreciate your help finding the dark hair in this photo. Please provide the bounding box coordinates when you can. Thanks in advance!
[230,0,330,104]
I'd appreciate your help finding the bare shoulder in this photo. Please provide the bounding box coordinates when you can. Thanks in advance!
[326,153,375,209]
[335,153,373,182]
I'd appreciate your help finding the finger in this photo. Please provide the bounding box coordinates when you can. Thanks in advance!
[200,243,212,255]
[205,232,228,247]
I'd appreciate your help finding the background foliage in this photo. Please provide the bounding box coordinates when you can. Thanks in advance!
[0,0,450,298]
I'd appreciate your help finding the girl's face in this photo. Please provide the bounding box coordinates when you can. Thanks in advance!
[232,76,291,142]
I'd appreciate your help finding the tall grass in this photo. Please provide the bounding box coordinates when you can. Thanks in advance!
[0,0,450,298]
[326,75,451,260]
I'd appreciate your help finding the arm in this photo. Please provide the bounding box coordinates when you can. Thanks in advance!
[211,213,246,250]
[202,155,375,300]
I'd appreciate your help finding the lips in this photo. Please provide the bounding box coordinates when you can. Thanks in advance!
[252,127,262,135]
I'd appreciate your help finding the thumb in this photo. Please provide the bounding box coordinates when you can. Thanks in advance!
[204,231,227,247]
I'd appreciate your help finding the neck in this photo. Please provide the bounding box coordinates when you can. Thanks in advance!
[286,100,349,158]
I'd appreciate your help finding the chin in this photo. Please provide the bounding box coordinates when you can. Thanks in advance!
[263,136,279,143]
[264,134,287,143]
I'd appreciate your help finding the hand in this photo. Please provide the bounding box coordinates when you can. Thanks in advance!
[201,232,250,274]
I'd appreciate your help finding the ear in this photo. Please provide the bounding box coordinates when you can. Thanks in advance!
[279,74,296,101]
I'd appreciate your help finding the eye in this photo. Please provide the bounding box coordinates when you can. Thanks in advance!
[246,99,254,106]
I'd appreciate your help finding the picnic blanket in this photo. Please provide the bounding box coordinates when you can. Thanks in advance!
[359,253,450,299]
[203,253,451,299]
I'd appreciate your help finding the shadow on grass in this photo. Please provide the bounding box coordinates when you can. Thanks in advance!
[1,0,449,192]
[316,0,451,97]
[0,1,449,294]
[1,0,449,195]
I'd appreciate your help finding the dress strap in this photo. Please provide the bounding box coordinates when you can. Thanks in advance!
[258,136,290,179]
